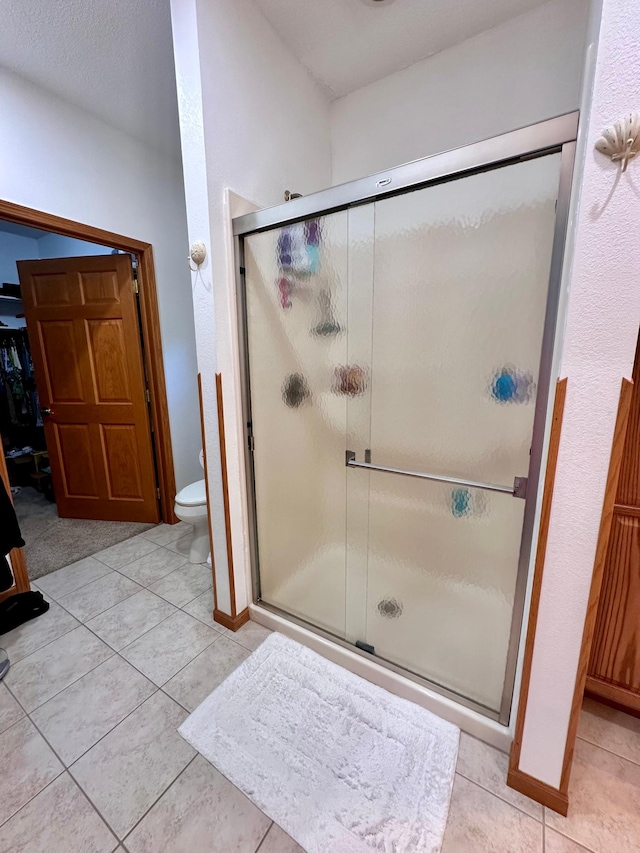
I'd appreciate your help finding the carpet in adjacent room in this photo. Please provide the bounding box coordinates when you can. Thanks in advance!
[13,487,155,579]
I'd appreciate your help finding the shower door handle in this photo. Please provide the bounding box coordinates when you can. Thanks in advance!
[345,450,527,499]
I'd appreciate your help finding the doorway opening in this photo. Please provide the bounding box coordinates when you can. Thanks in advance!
[0,200,176,587]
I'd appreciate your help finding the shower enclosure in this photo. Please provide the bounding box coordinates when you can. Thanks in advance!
[233,113,577,724]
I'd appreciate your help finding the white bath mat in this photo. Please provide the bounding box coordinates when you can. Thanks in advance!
[179,632,459,853]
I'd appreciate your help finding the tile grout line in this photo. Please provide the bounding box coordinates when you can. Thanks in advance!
[455,773,543,825]
[0,771,63,830]
[16,653,188,847]
[0,687,120,850]
[59,584,145,626]
[35,566,115,604]
[34,678,161,769]
[158,632,223,694]
[65,694,186,845]
[4,640,118,718]
[544,823,597,853]
[0,527,197,843]
[2,613,81,666]
[574,731,640,767]
[22,536,213,666]
[254,821,275,852]
[33,573,221,700]
[120,753,200,844]
[59,769,123,851]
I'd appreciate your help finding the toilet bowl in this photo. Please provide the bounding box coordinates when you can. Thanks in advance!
[174,452,209,563]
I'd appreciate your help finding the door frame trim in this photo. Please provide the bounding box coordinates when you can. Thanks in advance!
[233,113,579,725]
[0,199,177,534]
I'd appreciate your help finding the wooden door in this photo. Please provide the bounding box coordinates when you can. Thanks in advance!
[587,333,640,711]
[17,255,159,523]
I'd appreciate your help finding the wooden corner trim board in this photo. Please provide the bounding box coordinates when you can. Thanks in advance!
[508,378,567,810]
[199,372,243,632]
[559,377,633,794]
[0,198,177,527]
[214,607,250,632]
[506,768,569,816]
[508,377,634,814]
[198,373,218,619]
[215,373,238,621]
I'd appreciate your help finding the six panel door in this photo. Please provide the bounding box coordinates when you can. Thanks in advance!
[17,255,159,523]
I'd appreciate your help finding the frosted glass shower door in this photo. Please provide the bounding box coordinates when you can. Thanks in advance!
[350,154,563,713]
[243,211,350,637]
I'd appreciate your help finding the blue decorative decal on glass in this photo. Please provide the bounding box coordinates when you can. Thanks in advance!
[490,366,535,404]
[450,488,488,519]
[451,488,471,518]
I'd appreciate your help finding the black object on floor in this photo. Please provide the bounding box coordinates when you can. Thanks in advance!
[0,591,49,635]
[0,476,25,592]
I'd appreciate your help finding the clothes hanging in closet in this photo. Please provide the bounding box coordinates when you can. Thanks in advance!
[0,329,41,430]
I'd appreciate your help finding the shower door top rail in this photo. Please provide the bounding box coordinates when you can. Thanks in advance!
[232,111,579,237]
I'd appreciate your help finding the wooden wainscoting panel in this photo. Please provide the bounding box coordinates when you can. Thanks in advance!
[589,513,640,689]
[559,377,633,795]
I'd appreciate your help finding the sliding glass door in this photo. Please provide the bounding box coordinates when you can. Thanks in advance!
[238,117,574,721]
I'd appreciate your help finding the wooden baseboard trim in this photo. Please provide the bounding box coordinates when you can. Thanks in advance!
[507,768,568,816]
[585,677,640,715]
[214,607,250,632]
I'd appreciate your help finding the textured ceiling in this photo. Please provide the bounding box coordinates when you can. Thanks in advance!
[255,0,550,98]
[0,0,181,158]
[0,0,549,160]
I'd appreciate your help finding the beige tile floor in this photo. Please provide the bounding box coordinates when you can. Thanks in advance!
[0,524,638,852]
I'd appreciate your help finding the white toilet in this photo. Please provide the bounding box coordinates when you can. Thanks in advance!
[174,452,210,564]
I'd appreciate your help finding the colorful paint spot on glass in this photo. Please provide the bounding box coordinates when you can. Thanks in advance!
[451,488,471,518]
[450,488,488,519]
[490,366,535,404]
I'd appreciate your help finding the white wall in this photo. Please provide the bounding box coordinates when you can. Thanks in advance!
[0,231,38,328]
[36,233,112,258]
[517,0,640,789]
[0,68,201,491]
[170,0,332,614]
[331,0,588,184]
[0,231,38,286]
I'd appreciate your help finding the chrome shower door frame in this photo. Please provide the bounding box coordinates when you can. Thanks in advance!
[233,112,578,725]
